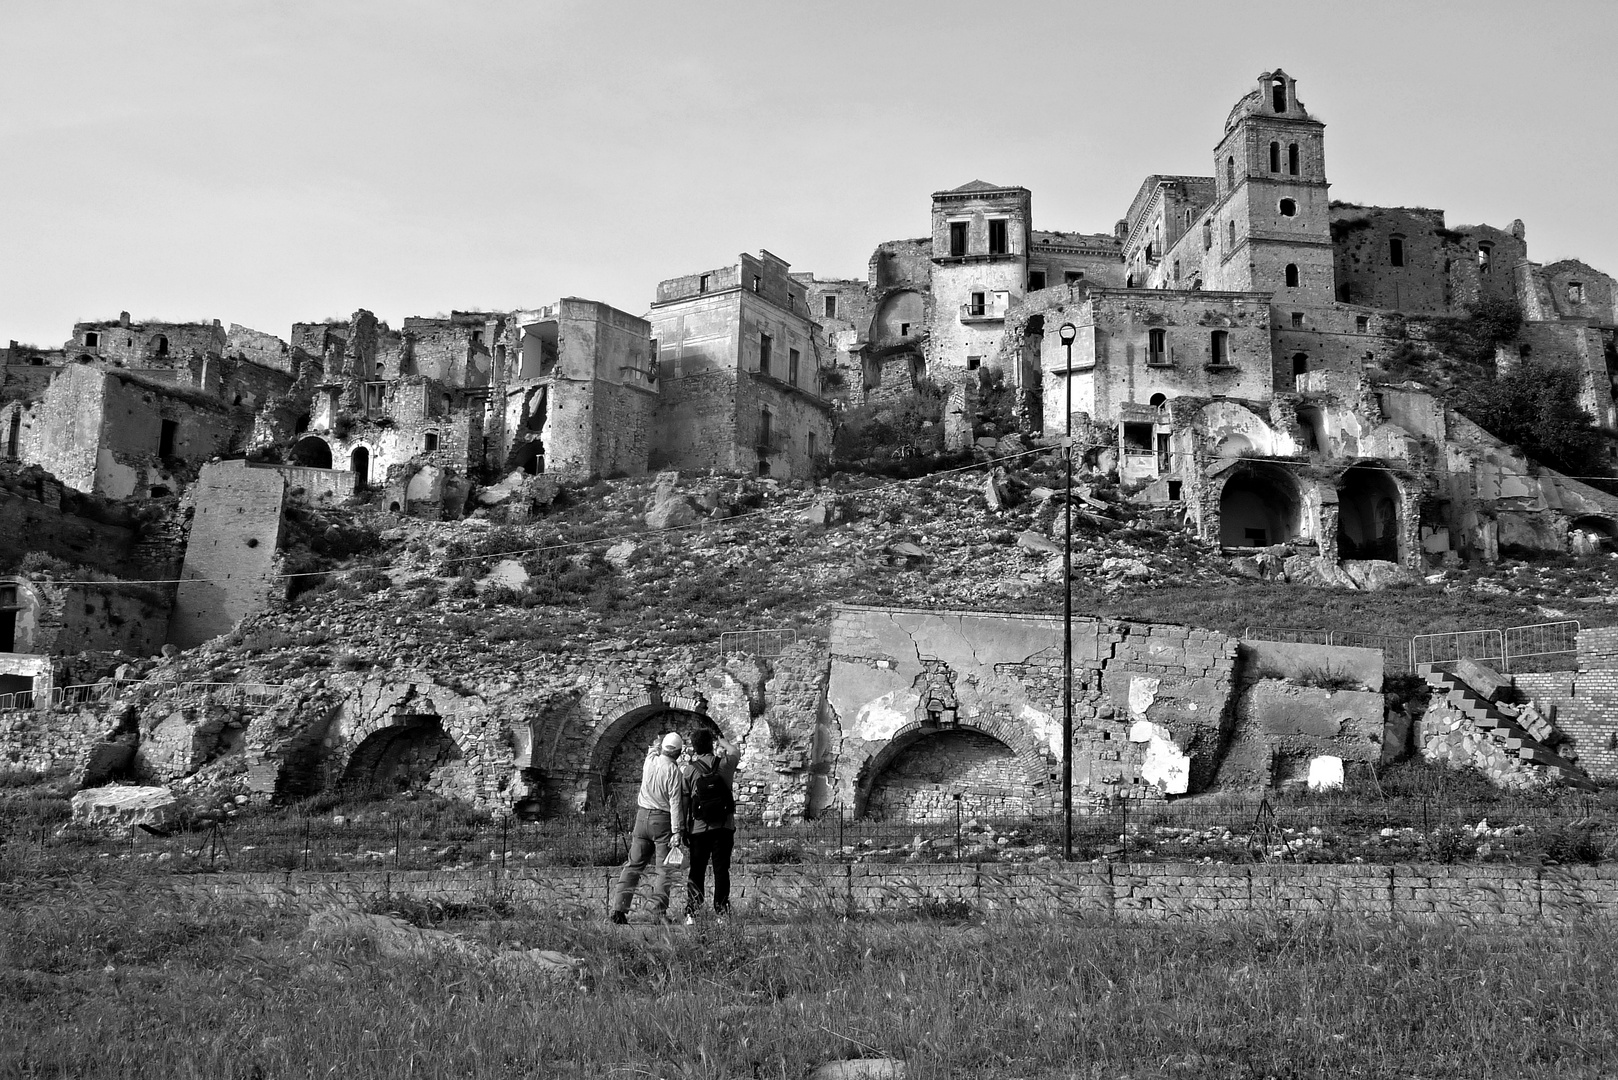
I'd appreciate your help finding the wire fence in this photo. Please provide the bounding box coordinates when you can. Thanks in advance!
[1247,618,1582,677]
[4,793,1614,880]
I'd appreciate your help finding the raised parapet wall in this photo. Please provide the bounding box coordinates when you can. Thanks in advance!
[169,461,285,649]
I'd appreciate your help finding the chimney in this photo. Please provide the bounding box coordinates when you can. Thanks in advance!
[119,311,130,327]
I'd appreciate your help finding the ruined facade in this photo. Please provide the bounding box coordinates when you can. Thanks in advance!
[648,251,833,478]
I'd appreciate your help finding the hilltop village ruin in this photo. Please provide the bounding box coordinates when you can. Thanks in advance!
[6,69,1618,820]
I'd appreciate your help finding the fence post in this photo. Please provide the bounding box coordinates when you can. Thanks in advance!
[393,818,401,871]
[954,795,963,865]
[501,815,509,872]
[302,815,310,871]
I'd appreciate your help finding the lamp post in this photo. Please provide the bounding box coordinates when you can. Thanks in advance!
[1057,321,1077,862]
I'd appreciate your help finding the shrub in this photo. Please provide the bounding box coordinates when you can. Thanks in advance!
[1455,362,1613,477]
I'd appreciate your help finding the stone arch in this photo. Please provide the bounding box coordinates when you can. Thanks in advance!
[350,445,371,489]
[1337,462,1402,561]
[1197,399,1276,459]
[1216,462,1303,548]
[339,714,466,799]
[1569,515,1618,553]
[848,713,1046,821]
[291,435,333,468]
[582,699,722,818]
[867,290,924,352]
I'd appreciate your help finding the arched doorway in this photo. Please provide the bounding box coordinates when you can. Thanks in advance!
[350,446,370,490]
[290,435,333,468]
[588,705,720,820]
[1337,464,1400,561]
[859,727,1031,822]
[340,715,463,798]
[1218,465,1302,548]
[1569,515,1618,553]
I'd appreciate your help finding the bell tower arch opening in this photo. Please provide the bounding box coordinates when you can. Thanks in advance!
[1218,465,1303,549]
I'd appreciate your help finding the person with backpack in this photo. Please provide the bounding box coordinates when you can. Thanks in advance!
[608,731,687,925]
[681,728,739,923]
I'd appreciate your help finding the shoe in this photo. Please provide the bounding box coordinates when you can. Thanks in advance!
[608,911,628,925]
[683,914,696,926]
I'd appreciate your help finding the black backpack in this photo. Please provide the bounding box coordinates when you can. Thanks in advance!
[688,758,735,825]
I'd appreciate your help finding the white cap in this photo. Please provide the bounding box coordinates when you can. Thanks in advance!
[661,732,684,754]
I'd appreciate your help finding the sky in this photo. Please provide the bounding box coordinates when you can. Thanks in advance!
[3,0,1616,347]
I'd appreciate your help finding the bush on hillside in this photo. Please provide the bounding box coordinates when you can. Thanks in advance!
[1455,362,1613,477]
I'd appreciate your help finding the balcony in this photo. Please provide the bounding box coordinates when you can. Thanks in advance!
[959,298,1008,324]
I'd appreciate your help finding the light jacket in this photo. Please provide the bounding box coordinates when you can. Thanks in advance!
[637,746,687,835]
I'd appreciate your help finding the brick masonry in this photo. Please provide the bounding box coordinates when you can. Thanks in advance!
[181,861,1618,925]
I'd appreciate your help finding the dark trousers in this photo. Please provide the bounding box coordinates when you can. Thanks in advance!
[612,808,674,916]
[685,828,734,914]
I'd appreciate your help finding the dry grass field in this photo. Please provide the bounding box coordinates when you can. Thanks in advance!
[3,880,1616,1079]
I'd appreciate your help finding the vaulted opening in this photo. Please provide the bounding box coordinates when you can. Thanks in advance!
[341,716,463,798]
[1337,464,1401,561]
[1219,466,1302,548]
[350,446,370,490]
[590,706,719,820]
[859,727,1029,822]
[291,435,333,468]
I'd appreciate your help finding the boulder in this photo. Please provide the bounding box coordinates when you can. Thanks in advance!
[603,541,642,569]
[1282,555,1359,589]
[70,785,179,831]
[646,497,698,530]
[652,470,680,504]
[1016,530,1061,554]
[804,495,853,526]
[886,541,927,564]
[1340,559,1414,591]
[480,558,530,591]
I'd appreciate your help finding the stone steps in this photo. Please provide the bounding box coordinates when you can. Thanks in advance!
[1421,667,1596,789]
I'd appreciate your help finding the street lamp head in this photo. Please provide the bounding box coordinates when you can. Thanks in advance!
[1058,323,1077,345]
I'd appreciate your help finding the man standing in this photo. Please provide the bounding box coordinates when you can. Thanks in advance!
[609,731,686,925]
[681,729,740,924]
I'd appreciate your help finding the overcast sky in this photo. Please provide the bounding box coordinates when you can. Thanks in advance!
[3,0,1615,347]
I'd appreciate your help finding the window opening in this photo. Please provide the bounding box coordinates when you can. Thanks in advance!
[900,322,910,337]
[1279,198,1296,217]
[424,432,438,454]
[1292,353,1309,376]
[5,414,17,459]
[1210,330,1230,365]
[1173,259,1180,282]
[1228,221,1236,246]
[158,419,178,458]
[84,331,99,347]
[1355,315,1369,332]
[1147,328,1168,366]
[1028,270,1046,290]
[759,333,772,376]
[1202,220,1212,250]
[1064,271,1083,284]
[949,221,968,257]
[365,383,385,414]
[1149,393,1167,409]
[1226,156,1235,188]
[807,431,817,460]
[966,355,982,371]
[824,295,837,318]
[154,334,169,356]
[757,409,773,450]
[1291,312,1304,328]
[1285,264,1299,287]
[969,291,986,317]
[1568,281,1585,303]
[988,219,1008,255]
[1288,142,1299,175]
[1478,244,1493,274]
[1271,75,1287,112]
[1156,432,1171,472]
[1390,236,1405,267]
[752,275,761,292]
[351,446,370,490]
[789,348,800,386]
[1122,422,1153,451]
[699,274,710,294]
[1269,141,1280,173]
[470,329,483,346]
[1167,480,1182,500]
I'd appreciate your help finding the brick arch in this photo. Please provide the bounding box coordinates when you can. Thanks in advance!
[336,704,467,779]
[582,698,722,813]
[850,715,1047,819]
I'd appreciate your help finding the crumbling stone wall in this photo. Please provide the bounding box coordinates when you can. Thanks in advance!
[68,315,227,369]
[1512,627,1618,782]
[1329,206,1524,314]
[169,461,285,649]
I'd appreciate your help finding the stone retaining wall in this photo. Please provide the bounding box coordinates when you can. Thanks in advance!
[180,861,1618,925]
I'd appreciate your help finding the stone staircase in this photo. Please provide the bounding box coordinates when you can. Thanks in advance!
[1420,666,1597,790]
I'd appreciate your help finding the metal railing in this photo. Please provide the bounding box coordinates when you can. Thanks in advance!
[1410,620,1580,674]
[0,680,286,713]
[720,629,799,659]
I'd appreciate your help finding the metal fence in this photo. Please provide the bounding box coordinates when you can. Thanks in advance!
[0,681,285,713]
[719,629,799,659]
[1249,619,1582,677]
[4,795,1613,879]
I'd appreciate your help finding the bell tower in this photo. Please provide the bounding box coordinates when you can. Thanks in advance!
[1206,69,1332,301]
